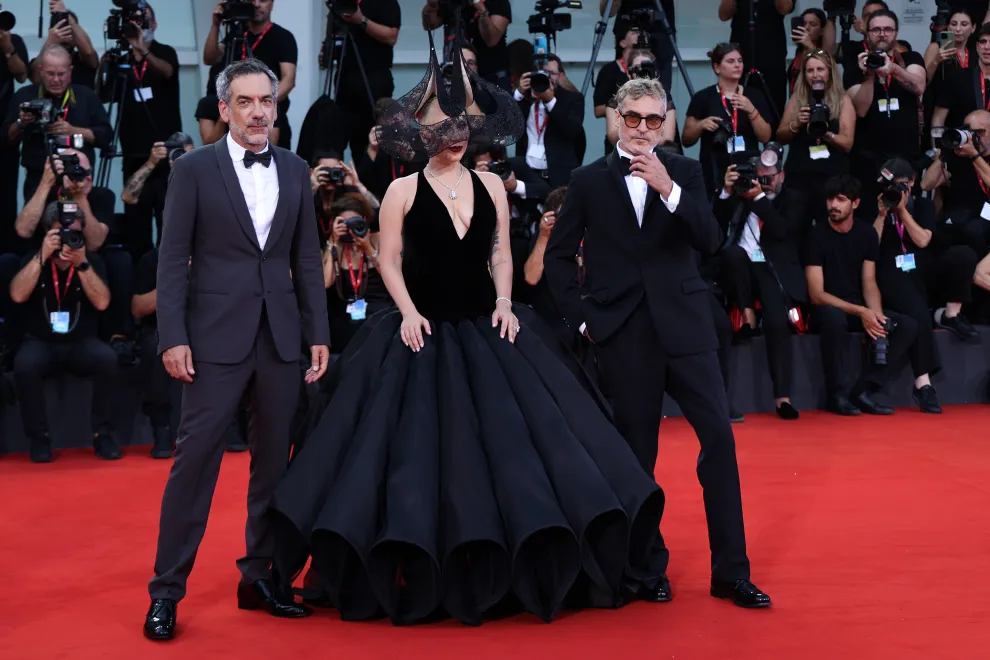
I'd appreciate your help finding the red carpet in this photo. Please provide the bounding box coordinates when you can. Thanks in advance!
[2,407,988,659]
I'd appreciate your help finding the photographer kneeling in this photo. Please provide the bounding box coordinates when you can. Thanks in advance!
[715,146,808,420]
[9,202,118,463]
[805,174,918,416]
[323,196,389,354]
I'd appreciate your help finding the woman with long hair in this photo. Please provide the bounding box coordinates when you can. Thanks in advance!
[787,8,835,96]
[777,49,854,233]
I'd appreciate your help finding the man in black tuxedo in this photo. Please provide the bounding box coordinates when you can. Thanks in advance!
[545,77,771,609]
[513,55,585,189]
[144,59,330,641]
[714,154,808,419]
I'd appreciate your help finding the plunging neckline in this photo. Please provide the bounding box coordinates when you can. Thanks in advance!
[422,169,476,241]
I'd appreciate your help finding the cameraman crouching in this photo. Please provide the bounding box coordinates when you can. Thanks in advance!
[806,174,918,416]
[311,152,380,244]
[9,202,118,463]
[715,147,808,420]
[323,196,389,353]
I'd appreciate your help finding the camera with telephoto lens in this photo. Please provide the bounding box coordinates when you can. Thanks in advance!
[734,160,758,192]
[530,34,552,94]
[106,0,149,42]
[339,217,369,243]
[319,167,346,186]
[488,160,512,181]
[880,180,909,209]
[527,0,579,37]
[865,50,887,70]
[941,126,975,151]
[630,59,657,80]
[808,84,831,140]
[619,7,658,48]
[221,0,256,23]
[871,317,898,366]
[19,99,54,133]
[56,201,85,251]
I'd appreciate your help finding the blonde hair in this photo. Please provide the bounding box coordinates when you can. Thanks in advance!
[792,50,844,119]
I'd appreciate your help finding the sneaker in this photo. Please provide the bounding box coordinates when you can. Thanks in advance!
[912,385,942,414]
[938,313,980,343]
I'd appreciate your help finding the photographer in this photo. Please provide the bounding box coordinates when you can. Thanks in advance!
[422,0,511,91]
[514,54,585,189]
[599,1,676,92]
[715,150,807,420]
[0,14,29,248]
[358,98,427,202]
[788,8,836,95]
[322,196,389,354]
[120,133,194,257]
[311,152,379,244]
[201,0,297,148]
[777,49,854,234]
[839,1,889,91]
[3,44,112,201]
[848,10,927,220]
[718,0,794,120]
[31,2,99,89]
[805,174,917,416]
[522,185,572,345]
[604,49,677,155]
[131,247,175,458]
[683,42,772,200]
[932,22,990,138]
[9,202,119,463]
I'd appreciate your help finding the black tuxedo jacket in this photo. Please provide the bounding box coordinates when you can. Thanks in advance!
[157,138,330,364]
[544,148,722,354]
[713,188,809,304]
[515,87,586,189]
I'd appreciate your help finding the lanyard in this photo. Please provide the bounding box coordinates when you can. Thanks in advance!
[618,58,629,76]
[958,49,969,68]
[242,23,273,60]
[132,60,148,84]
[533,102,549,140]
[717,85,739,133]
[51,262,76,311]
[889,214,910,255]
[390,157,404,181]
[981,74,990,111]
[344,248,364,295]
[978,170,990,202]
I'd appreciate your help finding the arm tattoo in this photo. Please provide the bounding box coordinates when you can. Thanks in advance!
[490,227,500,258]
[125,164,153,200]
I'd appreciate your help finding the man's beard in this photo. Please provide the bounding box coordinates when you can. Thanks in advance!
[827,210,849,224]
[231,120,271,146]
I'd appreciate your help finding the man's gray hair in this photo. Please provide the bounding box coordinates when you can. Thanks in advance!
[216,58,279,106]
[613,78,668,115]
[39,44,72,64]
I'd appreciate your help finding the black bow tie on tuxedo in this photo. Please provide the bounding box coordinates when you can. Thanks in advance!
[243,149,272,168]
[619,156,632,178]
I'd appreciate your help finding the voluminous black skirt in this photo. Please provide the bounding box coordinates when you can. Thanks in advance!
[268,307,665,626]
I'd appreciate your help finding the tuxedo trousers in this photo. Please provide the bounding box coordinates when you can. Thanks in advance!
[594,302,751,583]
[149,309,301,601]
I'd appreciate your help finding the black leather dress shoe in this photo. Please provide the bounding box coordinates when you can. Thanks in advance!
[826,395,860,416]
[237,579,313,618]
[710,579,771,608]
[144,598,176,640]
[853,391,894,415]
[619,574,672,603]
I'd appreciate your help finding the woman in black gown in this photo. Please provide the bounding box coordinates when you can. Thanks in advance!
[267,36,666,626]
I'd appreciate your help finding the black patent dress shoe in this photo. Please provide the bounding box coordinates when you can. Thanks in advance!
[619,574,672,603]
[826,394,860,416]
[775,401,799,420]
[852,391,894,415]
[710,579,772,608]
[144,598,177,640]
[237,579,313,618]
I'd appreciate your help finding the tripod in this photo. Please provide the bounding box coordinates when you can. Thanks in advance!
[740,0,779,126]
[223,20,255,68]
[321,8,375,109]
[96,46,160,189]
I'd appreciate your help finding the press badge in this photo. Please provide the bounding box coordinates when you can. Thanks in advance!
[134,87,153,103]
[50,311,70,334]
[727,135,746,153]
[347,299,367,321]
[751,248,766,263]
[896,254,916,272]
[878,98,899,113]
[809,144,830,160]
[981,202,990,221]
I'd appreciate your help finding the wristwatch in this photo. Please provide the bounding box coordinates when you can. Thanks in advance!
[360,17,369,30]
[77,261,91,272]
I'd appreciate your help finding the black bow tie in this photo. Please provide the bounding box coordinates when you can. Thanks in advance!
[619,156,632,178]
[243,149,272,168]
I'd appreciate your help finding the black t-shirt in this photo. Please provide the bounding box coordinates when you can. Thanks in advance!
[853,50,926,163]
[467,0,511,79]
[942,150,988,216]
[338,0,400,97]
[805,219,879,304]
[594,61,627,109]
[20,253,108,342]
[0,34,29,108]
[875,199,936,276]
[934,65,983,130]
[842,39,868,91]
[206,22,298,115]
[119,41,183,166]
[730,0,788,65]
[133,248,158,332]
[71,50,98,90]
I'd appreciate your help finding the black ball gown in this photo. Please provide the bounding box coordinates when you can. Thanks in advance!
[268,170,666,626]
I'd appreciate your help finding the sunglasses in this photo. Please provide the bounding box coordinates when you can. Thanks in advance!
[620,112,665,130]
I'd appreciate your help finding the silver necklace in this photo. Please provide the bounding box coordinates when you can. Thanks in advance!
[426,164,465,200]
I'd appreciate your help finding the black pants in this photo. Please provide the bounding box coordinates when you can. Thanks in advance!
[12,336,118,438]
[139,331,172,429]
[149,315,301,601]
[785,172,831,246]
[810,305,917,397]
[0,253,22,345]
[928,245,980,305]
[877,269,939,379]
[709,290,732,396]
[99,248,134,339]
[595,303,750,583]
[719,246,794,398]
[951,218,990,259]
[122,159,168,259]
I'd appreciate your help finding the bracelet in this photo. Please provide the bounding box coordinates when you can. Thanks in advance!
[495,296,511,306]
[749,111,760,121]
[368,248,379,261]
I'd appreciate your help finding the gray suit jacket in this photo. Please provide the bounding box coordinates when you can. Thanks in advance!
[157,138,330,364]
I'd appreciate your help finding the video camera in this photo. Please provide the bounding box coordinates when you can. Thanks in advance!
[106,0,149,43]
[932,1,952,33]
[808,82,831,140]
[619,7,659,48]
[527,0,581,37]
[941,126,976,151]
[339,216,369,243]
[56,200,85,250]
[326,0,359,15]
[823,0,856,36]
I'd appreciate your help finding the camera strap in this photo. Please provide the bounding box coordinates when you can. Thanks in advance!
[890,213,908,254]
[979,74,990,111]
[343,248,366,300]
[533,103,549,140]
[242,23,273,60]
[51,262,76,311]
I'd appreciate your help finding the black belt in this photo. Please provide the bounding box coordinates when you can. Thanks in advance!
[532,168,550,181]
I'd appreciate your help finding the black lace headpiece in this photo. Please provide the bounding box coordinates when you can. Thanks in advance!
[375,30,525,162]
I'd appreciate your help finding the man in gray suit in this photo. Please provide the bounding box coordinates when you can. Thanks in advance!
[144,59,330,641]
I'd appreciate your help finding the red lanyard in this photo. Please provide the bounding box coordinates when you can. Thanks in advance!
[132,60,148,84]
[51,262,76,311]
[717,86,739,133]
[533,102,549,139]
[891,215,908,254]
[980,75,990,111]
[242,23,273,60]
[618,58,629,76]
[958,49,969,68]
[390,158,404,181]
[344,249,364,295]
[978,172,990,202]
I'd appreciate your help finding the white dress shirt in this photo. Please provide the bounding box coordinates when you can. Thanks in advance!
[578,145,682,336]
[718,188,774,262]
[227,134,279,250]
[515,89,556,171]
